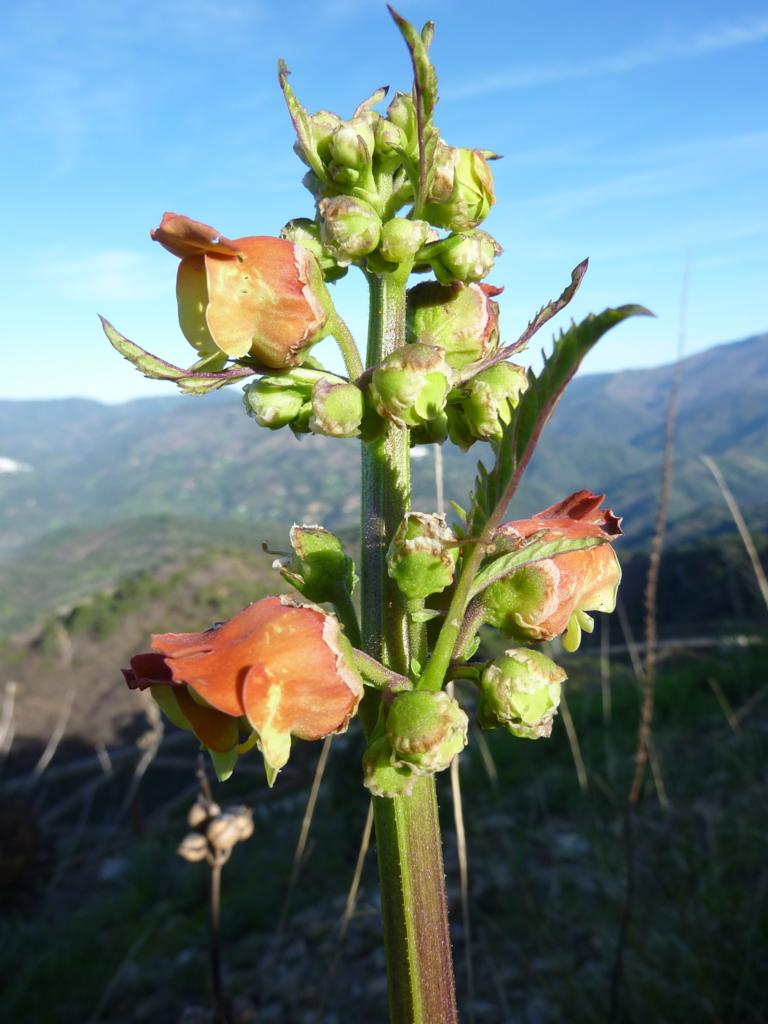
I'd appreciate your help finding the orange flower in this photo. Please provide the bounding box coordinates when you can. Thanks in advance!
[139,596,362,772]
[482,491,622,648]
[151,212,329,368]
[123,652,240,755]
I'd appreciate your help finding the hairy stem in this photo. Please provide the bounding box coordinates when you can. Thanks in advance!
[361,269,458,1024]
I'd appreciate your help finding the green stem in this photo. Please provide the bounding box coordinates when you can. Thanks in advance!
[329,311,364,379]
[361,269,458,1024]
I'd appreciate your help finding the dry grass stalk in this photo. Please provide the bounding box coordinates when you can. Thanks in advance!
[316,800,375,1022]
[277,734,334,934]
[701,453,768,612]
[447,681,475,1022]
[559,686,589,793]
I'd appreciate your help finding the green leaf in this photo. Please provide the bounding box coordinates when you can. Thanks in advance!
[388,6,440,217]
[100,317,256,394]
[468,532,606,600]
[469,304,653,535]
[277,60,327,182]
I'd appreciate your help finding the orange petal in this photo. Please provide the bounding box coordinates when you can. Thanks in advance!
[151,212,241,259]
[172,686,240,753]
[204,237,327,365]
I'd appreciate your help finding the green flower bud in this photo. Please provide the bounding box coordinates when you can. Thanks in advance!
[375,118,408,167]
[330,117,375,169]
[424,143,496,232]
[386,92,418,152]
[386,690,468,775]
[363,735,416,798]
[379,218,433,264]
[294,110,343,167]
[243,379,305,429]
[309,379,364,438]
[318,196,382,266]
[370,343,452,429]
[276,524,357,604]
[434,230,500,284]
[460,362,528,442]
[410,411,448,446]
[387,512,458,602]
[478,648,567,740]
[280,218,347,282]
[407,281,502,370]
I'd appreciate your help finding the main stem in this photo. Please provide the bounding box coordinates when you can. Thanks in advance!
[361,271,458,1024]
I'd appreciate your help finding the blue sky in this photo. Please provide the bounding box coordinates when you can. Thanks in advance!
[2,0,767,402]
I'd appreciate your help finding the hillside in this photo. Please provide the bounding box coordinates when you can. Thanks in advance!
[0,332,766,567]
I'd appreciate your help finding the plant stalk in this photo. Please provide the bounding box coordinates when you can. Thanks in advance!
[361,269,458,1024]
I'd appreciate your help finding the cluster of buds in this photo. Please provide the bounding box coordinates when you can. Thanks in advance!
[279,53,499,283]
[243,366,364,438]
[178,798,255,866]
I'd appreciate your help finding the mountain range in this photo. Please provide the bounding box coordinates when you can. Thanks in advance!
[0,331,765,633]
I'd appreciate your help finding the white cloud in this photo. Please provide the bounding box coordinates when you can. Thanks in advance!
[444,17,768,99]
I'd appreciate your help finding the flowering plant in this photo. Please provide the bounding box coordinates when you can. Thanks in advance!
[104,9,648,1021]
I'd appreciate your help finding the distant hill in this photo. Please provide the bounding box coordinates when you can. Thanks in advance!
[1,331,766,568]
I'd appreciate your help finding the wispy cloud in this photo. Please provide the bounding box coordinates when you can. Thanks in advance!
[501,130,768,219]
[444,16,768,99]
[42,250,167,303]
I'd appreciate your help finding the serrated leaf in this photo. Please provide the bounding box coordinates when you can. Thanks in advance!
[388,6,439,217]
[458,260,589,384]
[101,317,256,394]
[278,60,327,181]
[468,304,653,535]
[468,532,605,600]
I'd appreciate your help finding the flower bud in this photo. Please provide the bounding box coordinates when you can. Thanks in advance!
[281,218,347,282]
[424,144,496,232]
[277,525,357,605]
[318,196,382,265]
[309,379,364,438]
[330,117,375,169]
[460,362,528,442]
[375,118,408,167]
[293,110,343,167]
[379,218,433,264]
[243,378,306,429]
[370,343,452,429]
[386,92,418,154]
[178,832,209,863]
[363,736,416,798]
[434,230,500,284]
[386,691,468,775]
[478,648,566,740]
[407,281,502,370]
[387,513,458,601]
[410,411,448,446]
